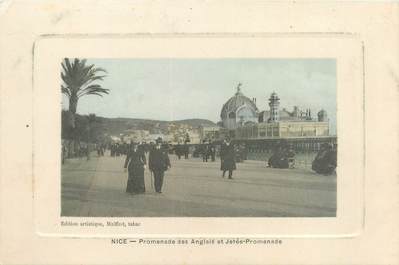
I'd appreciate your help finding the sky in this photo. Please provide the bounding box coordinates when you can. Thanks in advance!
[61,58,336,134]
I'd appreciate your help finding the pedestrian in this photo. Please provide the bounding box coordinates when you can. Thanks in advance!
[202,142,209,162]
[312,143,336,175]
[86,144,90,161]
[115,143,120,156]
[96,143,102,157]
[268,141,293,169]
[241,143,248,161]
[176,143,182,160]
[61,144,67,164]
[148,138,171,193]
[210,144,216,162]
[110,143,114,157]
[193,145,200,158]
[100,144,105,156]
[122,143,128,155]
[183,142,189,159]
[124,142,147,194]
[235,145,242,163]
[220,138,236,179]
[286,144,296,168]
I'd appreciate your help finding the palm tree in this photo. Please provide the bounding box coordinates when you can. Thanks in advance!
[61,58,108,129]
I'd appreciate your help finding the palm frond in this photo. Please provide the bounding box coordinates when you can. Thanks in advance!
[77,84,109,98]
[83,91,106,97]
[61,58,108,103]
[64,58,73,73]
[81,75,106,87]
[61,85,71,96]
[91,67,107,74]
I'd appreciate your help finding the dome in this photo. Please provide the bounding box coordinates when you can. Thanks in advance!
[220,89,259,119]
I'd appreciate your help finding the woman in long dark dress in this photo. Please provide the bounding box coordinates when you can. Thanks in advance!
[124,143,147,194]
[220,139,236,179]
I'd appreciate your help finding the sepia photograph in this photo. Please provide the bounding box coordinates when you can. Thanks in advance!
[60,58,337,217]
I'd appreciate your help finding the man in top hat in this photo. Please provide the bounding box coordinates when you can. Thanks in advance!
[175,142,182,160]
[148,138,171,193]
[202,141,209,162]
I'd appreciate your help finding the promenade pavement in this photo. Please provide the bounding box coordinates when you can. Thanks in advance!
[61,153,336,217]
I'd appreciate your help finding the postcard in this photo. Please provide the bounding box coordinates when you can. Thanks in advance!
[1,1,398,264]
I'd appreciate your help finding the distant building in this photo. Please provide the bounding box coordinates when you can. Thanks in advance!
[167,123,201,144]
[110,136,121,142]
[199,126,221,143]
[146,133,169,143]
[235,120,329,139]
[219,84,330,140]
[220,83,259,130]
[186,132,201,144]
[122,129,150,143]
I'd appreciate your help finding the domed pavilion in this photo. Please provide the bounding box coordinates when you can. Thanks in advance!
[220,83,259,130]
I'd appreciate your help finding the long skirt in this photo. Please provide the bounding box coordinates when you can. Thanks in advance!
[220,158,236,171]
[126,167,145,193]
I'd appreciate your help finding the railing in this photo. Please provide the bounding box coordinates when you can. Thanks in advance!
[246,149,318,169]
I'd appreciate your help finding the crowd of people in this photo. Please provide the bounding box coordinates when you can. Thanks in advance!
[120,138,242,194]
[173,142,190,160]
[267,141,337,175]
[192,141,247,164]
[62,137,337,195]
[124,138,336,196]
[200,143,217,162]
[96,143,107,156]
[110,142,129,156]
[61,142,92,163]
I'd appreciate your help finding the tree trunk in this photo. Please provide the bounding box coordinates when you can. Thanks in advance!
[68,94,78,128]
[68,94,79,157]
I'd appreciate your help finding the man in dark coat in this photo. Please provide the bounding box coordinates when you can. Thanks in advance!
[149,138,171,193]
[210,144,216,162]
[115,143,121,156]
[124,142,147,194]
[175,143,182,160]
[220,139,236,179]
[183,142,189,159]
[202,142,209,162]
[110,143,115,157]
